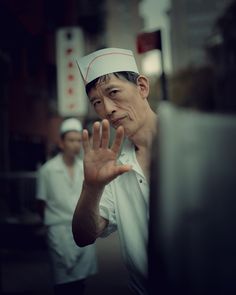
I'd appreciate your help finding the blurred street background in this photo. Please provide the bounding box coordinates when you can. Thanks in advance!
[1,0,236,294]
[1,226,129,294]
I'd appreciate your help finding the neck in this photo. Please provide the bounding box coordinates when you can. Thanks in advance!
[133,111,157,180]
[131,111,158,151]
[62,154,76,166]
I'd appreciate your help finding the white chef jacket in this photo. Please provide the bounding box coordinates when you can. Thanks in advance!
[99,139,149,295]
[36,153,97,284]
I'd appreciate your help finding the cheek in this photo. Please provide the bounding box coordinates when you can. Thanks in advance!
[93,105,106,119]
[116,100,132,112]
[124,104,140,119]
[95,111,106,119]
[74,141,81,148]
[117,92,143,115]
[127,106,136,118]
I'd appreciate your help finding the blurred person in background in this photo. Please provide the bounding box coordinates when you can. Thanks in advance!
[36,118,97,295]
[72,48,157,295]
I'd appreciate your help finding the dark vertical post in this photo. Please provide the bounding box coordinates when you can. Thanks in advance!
[158,30,168,101]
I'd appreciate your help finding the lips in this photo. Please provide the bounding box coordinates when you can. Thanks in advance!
[111,116,126,128]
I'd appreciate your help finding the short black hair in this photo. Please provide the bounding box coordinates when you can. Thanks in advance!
[85,71,140,95]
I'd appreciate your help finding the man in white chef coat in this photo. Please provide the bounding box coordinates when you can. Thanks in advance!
[36,118,97,295]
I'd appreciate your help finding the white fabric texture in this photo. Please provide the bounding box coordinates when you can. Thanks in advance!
[99,139,149,295]
[36,154,84,225]
[76,48,139,85]
[36,154,97,284]
[47,223,97,284]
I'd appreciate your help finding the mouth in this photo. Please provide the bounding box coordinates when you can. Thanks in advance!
[111,116,126,128]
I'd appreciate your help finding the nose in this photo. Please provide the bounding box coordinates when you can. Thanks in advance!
[103,97,116,118]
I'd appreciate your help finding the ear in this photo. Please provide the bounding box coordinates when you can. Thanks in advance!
[137,75,150,99]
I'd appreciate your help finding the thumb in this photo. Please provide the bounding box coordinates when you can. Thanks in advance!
[115,164,132,176]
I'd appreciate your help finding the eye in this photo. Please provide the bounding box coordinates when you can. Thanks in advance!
[109,89,119,97]
[92,99,101,108]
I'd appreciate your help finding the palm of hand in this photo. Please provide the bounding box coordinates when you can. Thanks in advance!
[82,120,131,188]
[84,147,120,186]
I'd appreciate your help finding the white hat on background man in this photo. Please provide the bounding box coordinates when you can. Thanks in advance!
[60,118,82,135]
[76,47,140,86]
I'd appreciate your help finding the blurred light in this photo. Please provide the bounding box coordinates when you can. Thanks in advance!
[141,51,161,76]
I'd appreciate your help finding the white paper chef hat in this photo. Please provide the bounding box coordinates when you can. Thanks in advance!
[60,118,82,135]
[76,48,139,85]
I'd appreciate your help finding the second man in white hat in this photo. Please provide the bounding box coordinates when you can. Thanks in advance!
[36,118,97,295]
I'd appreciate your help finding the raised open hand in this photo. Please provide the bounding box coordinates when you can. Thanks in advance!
[82,119,132,188]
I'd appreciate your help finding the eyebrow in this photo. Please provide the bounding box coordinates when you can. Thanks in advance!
[103,84,119,92]
[89,97,96,103]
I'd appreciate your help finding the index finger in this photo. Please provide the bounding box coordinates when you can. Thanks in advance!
[82,129,90,153]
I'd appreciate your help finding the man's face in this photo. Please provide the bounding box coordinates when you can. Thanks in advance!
[60,131,82,157]
[88,74,149,138]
